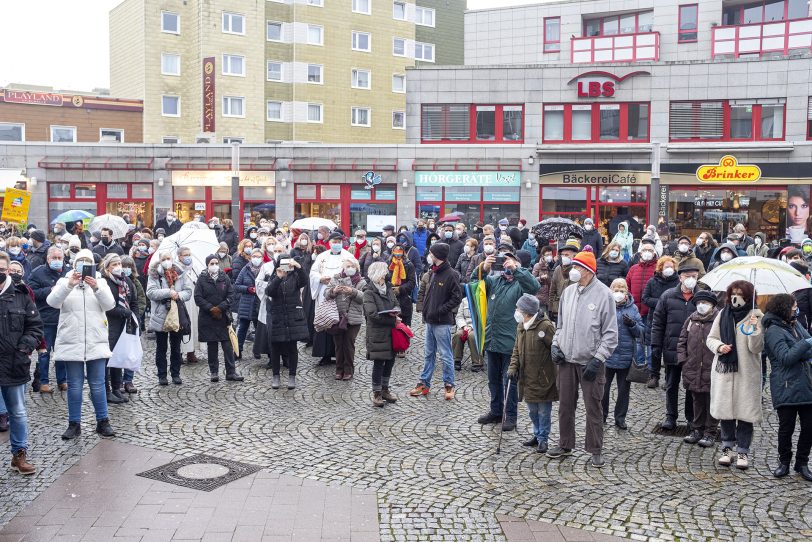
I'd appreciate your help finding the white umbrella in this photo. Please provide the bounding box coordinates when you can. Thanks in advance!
[157,228,219,273]
[180,221,210,231]
[89,214,129,239]
[291,217,337,231]
[699,256,812,295]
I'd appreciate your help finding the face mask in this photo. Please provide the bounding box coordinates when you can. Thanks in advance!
[111,266,123,276]
[755,238,763,246]
[612,291,626,303]
[663,267,675,277]
[9,247,20,255]
[455,230,464,237]
[568,268,582,282]
[317,233,324,240]
[157,235,165,241]
[426,254,434,266]
[417,225,425,231]
[148,247,156,254]
[544,255,553,263]
[10,272,22,284]
[344,267,357,277]
[249,257,262,266]
[166,217,175,224]
[528,239,537,246]
[483,245,495,254]
[386,242,395,249]
[678,244,689,253]
[181,256,192,266]
[561,256,572,266]
[499,225,507,231]
[513,310,524,323]
[311,254,316,261]
[138,245,148,253]
[102,237,112,245]
[696,302,712,315]
[683,277,697,290]
[218,252,227,258]
[161,260,173,270]
[208,264,219,275]
[121,268,133,278]
[730,294,746,308]
[46,259,64,273]
[330,243,342,253]
[463,246,471,255]
[444,231,453,239]
[585,224,593,231]
[356,237,365,244]
[250,233,258,240]
[696,238,703,246]
[641,251,654,262]
[720,252,733,262]
[430,240,437,246]
[372,245,381,253]
[609,250,619,259]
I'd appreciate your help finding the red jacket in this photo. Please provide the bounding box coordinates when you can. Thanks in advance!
[626,259,657,317]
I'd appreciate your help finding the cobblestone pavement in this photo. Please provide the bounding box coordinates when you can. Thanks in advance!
[1,321,812,541]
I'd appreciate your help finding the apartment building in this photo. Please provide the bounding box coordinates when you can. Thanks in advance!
[110,0,464,145]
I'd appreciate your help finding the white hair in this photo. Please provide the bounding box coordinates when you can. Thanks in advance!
[367,261,388,283]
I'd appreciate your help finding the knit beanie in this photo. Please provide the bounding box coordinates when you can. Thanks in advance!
[429,242,450,262]
[516,293,540,316]
[572,251,597,274]
[30,230,46,243]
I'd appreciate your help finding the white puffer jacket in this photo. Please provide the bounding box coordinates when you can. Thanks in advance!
[46,273,116,362]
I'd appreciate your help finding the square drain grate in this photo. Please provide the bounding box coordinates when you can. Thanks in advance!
[136,453,262,492]
[651,423,693,438]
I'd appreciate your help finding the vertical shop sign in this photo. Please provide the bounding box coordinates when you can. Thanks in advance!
[202,57,216,133]
[658,186,668,219]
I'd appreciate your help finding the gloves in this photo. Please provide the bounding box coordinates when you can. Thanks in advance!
[582,357,602,382]
[507,367,518,379]
[623,314,635,327]
[210,306,222,320]
[551,344,565,365]
[247,286,256,294]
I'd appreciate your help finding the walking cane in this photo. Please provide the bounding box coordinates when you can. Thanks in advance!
[496,378,512,455]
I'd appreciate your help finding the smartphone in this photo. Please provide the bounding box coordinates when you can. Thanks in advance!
[279,258,292,272]
[493,255,505,272]
[81,264,94,280]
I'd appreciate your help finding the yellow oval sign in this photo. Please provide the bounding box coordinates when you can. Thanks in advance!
[696,155,761,183]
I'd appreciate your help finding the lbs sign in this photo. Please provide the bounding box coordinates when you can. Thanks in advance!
[577,81,615,98]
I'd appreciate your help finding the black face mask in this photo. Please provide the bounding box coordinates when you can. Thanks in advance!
[0,272,7,283]
[10,273,22,284]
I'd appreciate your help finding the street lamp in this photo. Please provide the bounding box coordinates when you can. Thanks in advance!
[231,142,241,234]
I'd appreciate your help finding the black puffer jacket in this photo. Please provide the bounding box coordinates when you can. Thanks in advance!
[363,282,399,361]
[0,282,44,386]
[596,257,628,287]
[28,264,70,326]
[642,272,679,327]
[421,261,462,326]
[650,286,698,366]
[218,226,239,253]
[194,271,234,343]
[102,275,138,348]
[581,228,603,255]
[266,267,309,343]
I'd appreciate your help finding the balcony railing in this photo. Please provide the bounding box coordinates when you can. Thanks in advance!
[712,17,812,58]
[571,32,659,64]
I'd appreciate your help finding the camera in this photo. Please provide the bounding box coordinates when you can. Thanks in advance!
[493,255,505,272]
[278,258,292,272]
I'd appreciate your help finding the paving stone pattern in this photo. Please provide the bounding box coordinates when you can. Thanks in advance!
[2,322,812,541]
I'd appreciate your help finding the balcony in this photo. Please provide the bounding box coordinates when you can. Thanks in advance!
[571,32,659,64]
[712,17,812,58]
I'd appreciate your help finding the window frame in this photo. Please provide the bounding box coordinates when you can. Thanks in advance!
[393,37,407,56]
[161,95,181,117]
[161,10,180,34]
[160,52,181,76]
[222,137,245,144]
[543,17,561,52]
[583,10,654,36]
[541,102,651,143]
[307,24,324,45]
[393,1,407,20]
[267,101,283,122]
[351,107,372,127]
[352,30,372,52]
[351,68,372,90]
[307,103,324,123]
[99,128,124,143]
[307,64,324,84]
[50,125,77,143]
[222,11,246,35]
[0,122,25,142]
[222,54,246,77]
[678,4,699,43]
[267,21,283,42]
[222,96,246,118]
[267,60,283,82]
[722,0,809,25]
[415,41,435,62]
[352,0,371,15]
[420,104,525,144]
[668,99,786,142]
[392,73,406,93]
[392,110,405,130]
[415,6,435,27]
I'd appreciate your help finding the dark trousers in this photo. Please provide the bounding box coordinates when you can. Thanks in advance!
[650,347,663,378]
[371,358,395,392]
[105,365,123,392]
[601,366,630,424]
[558,361,605,454]
[333,324,361,376]
[486,351,518,422]
[777,404,812,467]
[271,341,299,376]
[665,364,694,424]
[720,419,754,454]
[155,331,182,378]
[398,296,413,327]
[207,340,236,376]
[237,318,257,355]
[691,391,718,436]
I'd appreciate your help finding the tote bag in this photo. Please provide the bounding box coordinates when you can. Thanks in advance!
[314,297,340,332]
[228,325,240,358]
[108,318,143,373]
[627,338,649,384]
[163,299,180,332]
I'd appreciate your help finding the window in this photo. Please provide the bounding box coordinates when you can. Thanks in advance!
[222,54,245,76]
[100,129,123,142]
[162,136,179,144]
[267,21,283,41]
[0,123,24,142]
[352,0,371,14]
[475,106,496,140]
[267,101,283,121]
[393,1,406,20]
[161,53,180,75]
[392,111,405,129]
[669,100,785,141]
[392,74,406,93]
[50,125,76,143]
[352,31,371,51]
[222,12,245,34]
[161,11,179,33]
[223,137,244,144]
[422,105,469,141]
[679,5,698,42]
[542,103,650,143]
[267,61,282,81]
[761,103,784,139]
[352,107,371,127]
[393,37,406,56]
[307,0,323,5]
[502,105,523,141]
[223,96,245,117]
[415,6,435,27]
[415,41,434,62]
[807,97,812,138]
[730,105,753,139]
[307,103,323,123]
[544,17,560,52]
[421,104,524,143]
[352,69,371,89]
[308,64,323,83]
[723,0,809,25]
[162,95,180,117]
[583,11,654,36]
[307,25,323,45]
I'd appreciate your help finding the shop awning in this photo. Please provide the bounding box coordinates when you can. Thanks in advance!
[411,158,523,171]
[37,157,154,169]
[164,157,277,170]
[287,158,397,171]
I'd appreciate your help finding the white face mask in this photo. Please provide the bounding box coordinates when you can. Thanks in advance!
[584,224,593,231]
[161,260,173,270]
[612,291,626,303]
[720,252,733,262]
[730,294,746,308]
[344,267,357,277]
[609,250,619,259]
[372,244,381,253]
[9,247,20,255]
[386,242,395,249]
[755,238,762,246]
[568,268,582,282]
[426,254,434,266]
[463,245,471,255]
[499,225,507,231]
[683,277,697,290]
[561,256,572,266]
[641,251,654,261]
[251,257,263,266]
[208,264,219,274]
[528,233,535,240]
[483,244,495,254]
[513,310,524,323]
[696,238,703,246]
[696,302,712,315]
[300,239,308,246]
[662,267,675,278]
[678,244,690,253]
[544,255,553,263]
[111,266,123,276]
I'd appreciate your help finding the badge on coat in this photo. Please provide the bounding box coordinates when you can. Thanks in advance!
[538,330,545,339]
[588,303,596,311]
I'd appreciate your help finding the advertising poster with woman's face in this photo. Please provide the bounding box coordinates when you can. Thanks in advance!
[786,186,811,243]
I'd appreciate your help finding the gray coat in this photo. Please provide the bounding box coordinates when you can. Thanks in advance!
[146,264,194,332]
[325,274,367,326]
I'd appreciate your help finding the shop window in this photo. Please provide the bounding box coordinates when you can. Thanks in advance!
[421,104,524,143]
[678,5,698,42]
[297,185,317,199]
[211,187,231,200]
[0,123,24,142]
[669,100,785,141]
[321,185,341,199]
[544,17,561,52]
[540,187,588,215]
[542,103,649,143]
[583,11,653,36]
[598,186,648,203]
[49,183,71,199]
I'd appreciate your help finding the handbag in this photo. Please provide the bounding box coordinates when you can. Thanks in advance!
[314,297,340,332]
[392,321,414,353]
[326,314,349,336]
[228,325,240,358]
[176,299,192,336]
[108,317,143,373]
[627,339,649,384]
[163,299,180,332]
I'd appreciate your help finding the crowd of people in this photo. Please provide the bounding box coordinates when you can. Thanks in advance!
[0,214,811,484]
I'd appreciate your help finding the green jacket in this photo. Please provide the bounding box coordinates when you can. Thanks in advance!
[472,265,540,354]
[132,275,147,318]
[508,312,558,403]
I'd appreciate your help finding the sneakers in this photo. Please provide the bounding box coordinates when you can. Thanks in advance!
[381,387,398,403]
[226,374,245,382]
[546,446,572,459]
[0,413,8,432]
[444,385,455,401]
[736,453,749,470]
[646,375,659,389]
[39,384,53,394]
[591,453,605,468]
[10,450,35,475]
[271,375,281,390]
[409,382,429,397]
[288,376,296,390]
[477,412,501,425]
[718,447,735,466]
[61,422,81,440]
[537,441,548,454]
[698,435,715,448]
[96,419,116,438]
[683,430,702,444]
[372,391,385,408]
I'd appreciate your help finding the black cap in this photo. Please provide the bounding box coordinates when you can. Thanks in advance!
[328,232,343,241]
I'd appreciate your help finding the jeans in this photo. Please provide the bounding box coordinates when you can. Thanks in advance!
[65,359,108,423]
[37,324,66,385]
[0,384,28,453]
[155,331,183,379]
[720,419,754,454]
[601,366,631,424]
[527,401,552,444]
[371,358,395,392]
[486,350,518,422]
[237,318,257,355]
[420,324,454,388]
[123,369,134,384]
[777,405,812,467]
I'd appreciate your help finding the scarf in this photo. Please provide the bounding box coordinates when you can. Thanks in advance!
[373,280,387,295]
[163,265,179,288]
[353,240,367,258]
[342,269,361,286]
[717,305,751,373]
[109,273,131,311]
[389,257,406,286]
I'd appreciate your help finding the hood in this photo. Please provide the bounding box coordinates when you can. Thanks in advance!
[754,232,766,243]
[396,230,414,247]
[714,242,738,262]
[616,221,630,235]
[762,312,792,331]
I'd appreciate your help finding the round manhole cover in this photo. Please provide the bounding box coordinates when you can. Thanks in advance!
[176,463,230,480]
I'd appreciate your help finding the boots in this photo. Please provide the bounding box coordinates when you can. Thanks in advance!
[10,449,36,475]
[186,352,199,364]
[287,376,296,390]
[271,375,281,389]
[381,387,397,403]
[372,391,385,408]
[646,375,659,389]
[111,388,129,403]
[61,422,81,440]
[96,419,116,438]
[106,387,125,404]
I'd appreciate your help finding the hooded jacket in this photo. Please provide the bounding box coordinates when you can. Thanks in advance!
[605,294,645,370]
[0,280,44,386]
[676,306,720,393]
[745,232,768,257]
[581,226,603,256]
[508,311,558,403]
[611,221,634,262]
[708,242,739,271]
[476,266,540,355]
[763,312,812,409]
[395,231,424,276]
[553,276,618,365]
[411,226,429,258]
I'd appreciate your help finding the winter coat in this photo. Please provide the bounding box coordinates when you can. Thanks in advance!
[394,231,424,276]
[625,259,657,318]
[440,234,465,268]
[325,274,367,326]
[360,251,387,278]
[350,241,371,261]
[92,242,125,258]
[745,233,768,257]
[642,272,679,328]
[131,274,146,317]
[0,281,44,386]
[101,275,138,348]
[694,244,715,271]
[520,240,540,266]
[706,309,764,423]
[154,217,182,236]
[28,264,70,326]
[145,265,194,333]
[218,227,239,253]
[553,277,618,365]
[412,227,428,258]
[508,312,558,403]
[708,242,739,271]
[650,286,699,366]
[611,222,634,261]
[531,260,554,307]
[230,254,249,282]
[673,249,707,276]
[548,264,574,317]
[26,242,50,273]
[234,264,260,321]
[581,228,603,256]
[47,273,116,362]
[266,267,309,343]
[454,252,474,284]
[676,308,719,393]
[763,313,812,409]
[596,257,628,287]
[605,296,645,370]
[194,271,234,343]
[477,266,540,354]
[421,261,462,326]
[415,271,431,313]
[362,282,400,361]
